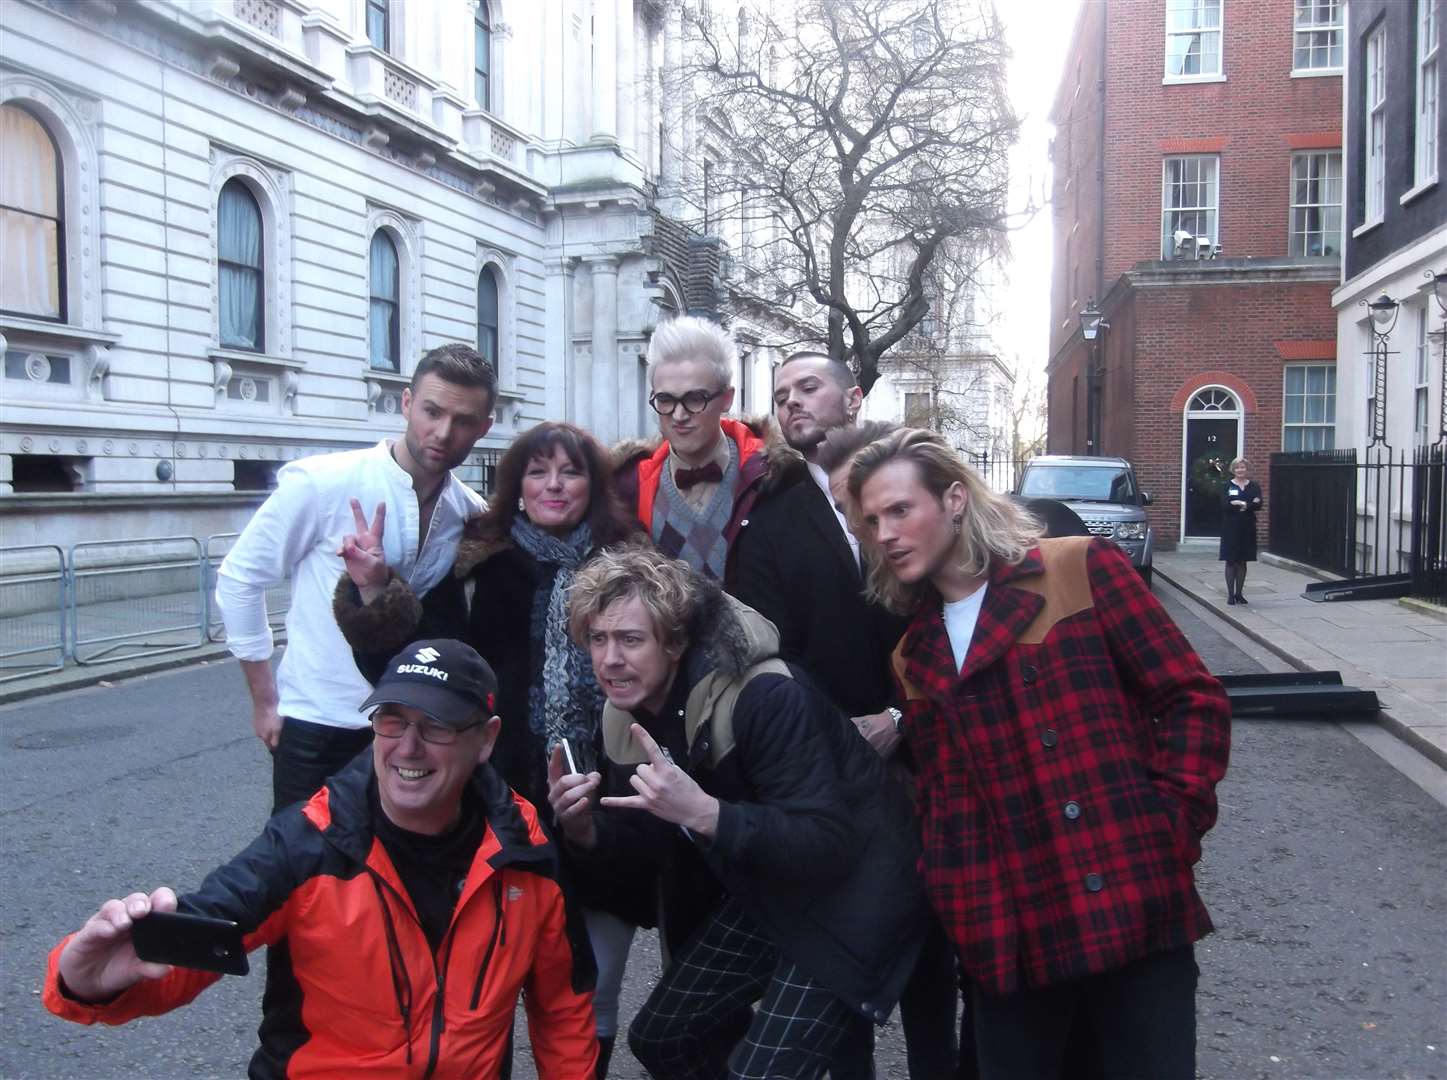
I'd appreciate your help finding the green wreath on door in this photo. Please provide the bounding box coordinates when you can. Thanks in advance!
[1189,450,1230,499]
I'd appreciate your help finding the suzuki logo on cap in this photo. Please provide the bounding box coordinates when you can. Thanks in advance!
[415,647,440,663]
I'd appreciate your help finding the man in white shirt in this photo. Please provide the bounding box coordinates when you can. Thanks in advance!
[216,343,494,813]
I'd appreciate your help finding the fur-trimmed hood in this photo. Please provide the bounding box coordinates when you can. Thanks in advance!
[600,571,783,767]
[610,414,806,499]
[451,517,511,579]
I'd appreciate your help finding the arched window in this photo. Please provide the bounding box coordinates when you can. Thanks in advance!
[475,3,492,110]
[477,266,499,370]
[1,103,64,320]
[218,178,264,351]
[369,230,400,371]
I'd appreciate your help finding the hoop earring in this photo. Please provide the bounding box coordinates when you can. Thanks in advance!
[952,513,963,535]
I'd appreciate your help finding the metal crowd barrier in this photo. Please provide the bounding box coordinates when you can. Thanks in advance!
[0,545,68,683]
[69,537,207,666]
[203,532,292,642]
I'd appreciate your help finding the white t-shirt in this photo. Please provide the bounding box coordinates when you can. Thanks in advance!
[942,582,989,674]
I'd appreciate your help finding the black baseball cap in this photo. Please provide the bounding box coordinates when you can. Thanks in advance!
[359,639,500,729]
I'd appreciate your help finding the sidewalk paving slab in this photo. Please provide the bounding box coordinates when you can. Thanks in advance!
[1155,548,1447,769]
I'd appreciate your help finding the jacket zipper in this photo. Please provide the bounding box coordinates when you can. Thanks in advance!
[421,929,459,1080]
[367,869,457,1079]
[468,880,505,1009]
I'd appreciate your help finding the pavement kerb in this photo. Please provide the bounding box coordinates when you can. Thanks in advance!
[1154,566,1447,772]
[0,639,263,707]
[1399,596,1447,624]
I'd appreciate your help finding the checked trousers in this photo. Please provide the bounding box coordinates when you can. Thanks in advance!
[629,897,857,1080]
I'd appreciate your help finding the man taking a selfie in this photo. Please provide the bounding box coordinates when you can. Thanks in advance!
[43,639,597,1079]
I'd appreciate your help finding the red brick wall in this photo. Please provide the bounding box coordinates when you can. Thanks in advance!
[1118,279,1339,548]
[1101,0,1342,277]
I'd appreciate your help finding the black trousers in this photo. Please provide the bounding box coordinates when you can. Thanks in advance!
[629,897,856,1080]
[270,717,373,814]
[968,945,1198,1080]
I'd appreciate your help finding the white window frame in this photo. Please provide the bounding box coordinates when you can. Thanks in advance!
[1364,25,1388,226]
[1161,154,1219,259]
[1288,150,1343,256]
[1282,364,1337,451]
[363,204,421,376]
[1414,305,1431,448]
[1164,0,1224,82]
[208,150,294,364]
[1415,0,1440,189]
[0,75,102,335]
[0,75,113,407]
[1293,0,1344,74]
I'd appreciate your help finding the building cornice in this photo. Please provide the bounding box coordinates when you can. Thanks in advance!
[1122,256,1341,288]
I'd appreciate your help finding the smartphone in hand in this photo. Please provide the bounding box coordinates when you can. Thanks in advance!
[130,911,249,976]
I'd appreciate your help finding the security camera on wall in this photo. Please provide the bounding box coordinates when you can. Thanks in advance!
[1173,229,1194,255]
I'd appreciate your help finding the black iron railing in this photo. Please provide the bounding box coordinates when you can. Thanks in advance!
[1269,446,1446,604]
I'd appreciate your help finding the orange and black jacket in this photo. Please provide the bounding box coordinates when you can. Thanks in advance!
[44,757,598,1079]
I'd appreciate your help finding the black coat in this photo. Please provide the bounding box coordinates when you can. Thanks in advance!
[576,590,930,1024]
[335,540,593,818]
[1218,479,1262,561]
[731,478,907,717]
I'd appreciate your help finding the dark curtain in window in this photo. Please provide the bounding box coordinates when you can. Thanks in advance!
[218,179,263,350]
[370,231,400,371]
[475,5,491,110]
[0,103,64,319]
[477,267,499,369]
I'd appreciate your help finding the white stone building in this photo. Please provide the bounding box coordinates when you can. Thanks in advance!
[0,0,1015,553]
[0,0,738,547]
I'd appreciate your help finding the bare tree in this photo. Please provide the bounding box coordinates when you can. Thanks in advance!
[677,0,1017,394]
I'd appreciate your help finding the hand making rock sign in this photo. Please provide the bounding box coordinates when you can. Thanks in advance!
[600,723,721,838]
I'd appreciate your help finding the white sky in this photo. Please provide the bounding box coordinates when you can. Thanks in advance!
[995,0,1084,385]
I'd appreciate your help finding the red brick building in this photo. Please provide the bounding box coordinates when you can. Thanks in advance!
[1047,0,1342,547]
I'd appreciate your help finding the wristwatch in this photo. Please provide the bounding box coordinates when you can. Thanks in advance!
[886,707,903,734]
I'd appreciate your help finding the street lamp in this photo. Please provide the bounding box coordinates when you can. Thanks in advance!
[1361,293,1399,447]
[1079,300,1110,455]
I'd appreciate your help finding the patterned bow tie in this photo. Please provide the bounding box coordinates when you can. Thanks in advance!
[675,462,724,489]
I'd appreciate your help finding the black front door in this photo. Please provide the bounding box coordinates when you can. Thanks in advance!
[1184,417,1238,537]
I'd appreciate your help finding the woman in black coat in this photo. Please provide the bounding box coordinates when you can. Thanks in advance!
[334,421,642,1076]
[1219,457,1263,604]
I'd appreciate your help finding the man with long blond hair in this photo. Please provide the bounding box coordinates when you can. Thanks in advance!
[844,427,1231,1079]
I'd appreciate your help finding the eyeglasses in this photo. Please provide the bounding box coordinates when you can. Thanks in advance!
[648,388,725,416]
[370,712,481,745]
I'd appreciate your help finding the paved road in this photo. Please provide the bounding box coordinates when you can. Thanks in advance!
[0,589,1443,1079]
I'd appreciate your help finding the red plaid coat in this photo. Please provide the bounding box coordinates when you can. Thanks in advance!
[891,536,1230,996]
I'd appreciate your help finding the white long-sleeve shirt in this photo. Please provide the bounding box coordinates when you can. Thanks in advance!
[215,440,485,729]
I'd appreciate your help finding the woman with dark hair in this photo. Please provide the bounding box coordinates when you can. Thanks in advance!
[334,421,642,1076]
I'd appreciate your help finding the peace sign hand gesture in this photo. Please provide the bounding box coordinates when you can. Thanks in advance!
[600,724,720,839]
[338,499,388,599]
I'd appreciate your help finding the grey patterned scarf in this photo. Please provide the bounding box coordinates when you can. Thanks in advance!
[510,517,602,768]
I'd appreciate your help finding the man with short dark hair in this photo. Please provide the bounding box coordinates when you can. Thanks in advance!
[44,639,598,1079]
[732,355,959,1078]
[216,343,496,813]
